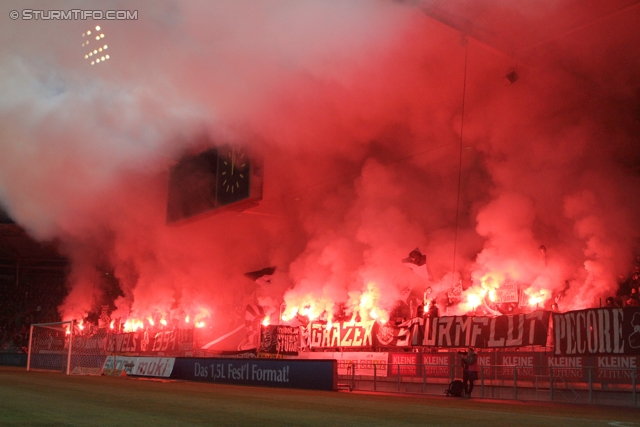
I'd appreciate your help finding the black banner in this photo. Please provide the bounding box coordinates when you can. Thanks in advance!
[260,325,299,355]
[308,320,377,349]
[304,312,550,350]
[106,331,142,353]
[105,328,194,353]
[418,311,551,349]
[553,307,640,356]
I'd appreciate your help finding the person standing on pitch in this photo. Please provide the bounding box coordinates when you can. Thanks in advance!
[460,347,478,398]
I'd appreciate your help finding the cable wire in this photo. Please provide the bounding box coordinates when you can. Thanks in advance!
[451,38,469,285]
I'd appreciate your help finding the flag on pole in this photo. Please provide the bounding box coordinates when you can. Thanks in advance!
[243,266,276,294]
[402,248,433,280]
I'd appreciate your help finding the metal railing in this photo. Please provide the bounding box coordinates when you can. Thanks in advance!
[337,362,638,407]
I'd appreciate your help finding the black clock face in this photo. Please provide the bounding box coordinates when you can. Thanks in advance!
[216,146,251,206]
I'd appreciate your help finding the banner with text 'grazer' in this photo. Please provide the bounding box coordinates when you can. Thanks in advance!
[553,307,640,356]
[308,320,377,349]
[307,313,550,350]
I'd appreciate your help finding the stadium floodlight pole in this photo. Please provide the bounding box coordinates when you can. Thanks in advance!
[26,324,34,372]
[66,320,74,375]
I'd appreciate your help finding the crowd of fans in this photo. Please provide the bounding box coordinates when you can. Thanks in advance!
[0,269,66,352]
[608,256,640,308]
[2,255,640,353]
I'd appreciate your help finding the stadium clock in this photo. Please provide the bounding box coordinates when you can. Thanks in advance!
[216,146,251,206]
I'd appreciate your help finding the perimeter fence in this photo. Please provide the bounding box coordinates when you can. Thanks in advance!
[337,362,638,407]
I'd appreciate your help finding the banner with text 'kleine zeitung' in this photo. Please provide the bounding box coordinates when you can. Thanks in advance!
[296,351,388,377]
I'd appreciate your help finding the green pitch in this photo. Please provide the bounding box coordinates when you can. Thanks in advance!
[0,367,637,427]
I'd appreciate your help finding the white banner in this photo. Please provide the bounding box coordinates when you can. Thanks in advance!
[495,281,518,303]
[103,356,175,378]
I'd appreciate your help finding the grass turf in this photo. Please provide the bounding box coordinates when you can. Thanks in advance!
[0,366,638,427]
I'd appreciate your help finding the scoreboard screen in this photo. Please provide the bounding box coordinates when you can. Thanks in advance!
[166,147,262,224]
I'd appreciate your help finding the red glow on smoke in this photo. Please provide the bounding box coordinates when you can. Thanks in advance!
[92,307,213,334]
[2,1,635,344]
[280,281,391,326]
